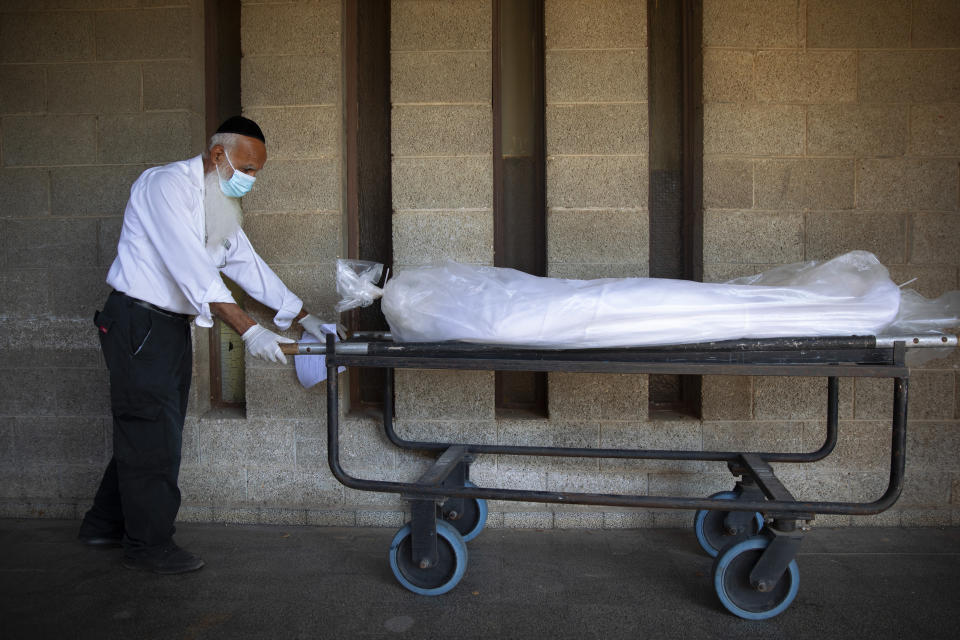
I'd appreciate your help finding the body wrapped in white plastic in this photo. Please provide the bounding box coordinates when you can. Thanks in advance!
[336,251,959,348]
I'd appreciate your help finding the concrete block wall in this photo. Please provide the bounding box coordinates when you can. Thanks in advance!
[0,0,205,519]
[702,0,960,526]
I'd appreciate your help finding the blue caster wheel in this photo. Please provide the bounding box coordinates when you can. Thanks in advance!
[712,536,800,620]
[388,520,468,596]
[439,481,488,542]
[694,491,764,557]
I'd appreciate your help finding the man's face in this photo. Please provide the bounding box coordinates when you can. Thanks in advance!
[212,136,267,179]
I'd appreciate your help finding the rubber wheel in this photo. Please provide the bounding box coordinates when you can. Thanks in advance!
[694,491,764,557]
[712,536,800,620]
[439,481,488,542]
[388,520,467,596]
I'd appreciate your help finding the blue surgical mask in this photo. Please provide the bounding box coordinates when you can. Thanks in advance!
[217,149,256,198]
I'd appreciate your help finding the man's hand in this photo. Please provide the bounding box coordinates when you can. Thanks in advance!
[298,313,326,338]
[241,324,294,364]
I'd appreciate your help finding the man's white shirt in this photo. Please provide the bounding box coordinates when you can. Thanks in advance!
[106,155,302,328]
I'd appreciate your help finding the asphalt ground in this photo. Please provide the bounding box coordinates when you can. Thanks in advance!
[2,519,959,639]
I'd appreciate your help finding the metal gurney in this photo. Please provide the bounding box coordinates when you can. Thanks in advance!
[284,332,957,620]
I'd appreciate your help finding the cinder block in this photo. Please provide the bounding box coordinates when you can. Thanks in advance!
[46,62,140,114]
[392,210,493,265]
[0,369,57,416]
[178,464,246,504]
[392,105,492,156]
[702,158,752,209]
[95,8,190,60]
[391,0,490,51]
[911,213,960,266]
[143,61,195,111]
[703,49,754,103]
[546,103,647,156]
[701,375,752,420]
[702,420,803,454]
[0,169,49,218]
[545,49,646,103]
[547,470,647,495]
[98,113,193,164]
[0,65,45,113]
[53,367,111,417]
[887,264,958,298]
[807,0,910,48]
[247,468,343,507]
[802,159,856,211]
[548,372,647,421]
[755,51,856,104]
[242,106,339,159]
[754,376,853,421]
[498,420,599,473]
[2,115,97,166]
[912,0,960,48]
[241,0,340,56]
[12,417,107,467]
[392,156,492,210]
[547,209,648,266]
[802,420,890,472]
[546,155,647,209]
[857,158,957,212]
[98,216,123,268]
[546,262,649,279]
[2,218,98,268]
[50,165,146,217]
[703,104,804,156]
[807,105,908,157]
[0,317,101,370]
[242,54,340,107]
[242,158,341,213]
[307,509,357,527]
[338,419,397,476]
[268,263,340,319]
[545,0,646,49]
[901,508,953,527]
[355,510,405,528]
[702,210,803,265]
[243,212,339,265]
[754,160,804,210]
[0,12,95,63]
[391,51,490,103]
[603,510,651,528]
[58,465,105,500]
[909,372,956,420]
[554,511,604,529]
[898,470,952,505]
[806,211,907,265]
[910,104,960,156]
[703,0,800,48]
[394,369,495,420]
[502,511,553,528]
[599,420,703,473]
[860,51,960,103]
[198,417,295,467]
[0,270,48,331]
[702,262,780,283]
[245,367,328,420]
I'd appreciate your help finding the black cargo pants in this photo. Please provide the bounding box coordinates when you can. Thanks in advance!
[81,291,192,557]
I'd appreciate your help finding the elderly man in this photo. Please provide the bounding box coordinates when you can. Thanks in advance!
[78,116,325,574]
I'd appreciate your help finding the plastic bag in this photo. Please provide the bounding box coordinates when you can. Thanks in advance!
[335,252,958,348]
[334,260,384,312]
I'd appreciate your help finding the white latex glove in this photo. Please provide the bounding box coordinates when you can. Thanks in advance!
[241,324,294,364]
[298,313,326,338]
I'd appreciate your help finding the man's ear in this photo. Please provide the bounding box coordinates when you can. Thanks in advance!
[210,144,225,163]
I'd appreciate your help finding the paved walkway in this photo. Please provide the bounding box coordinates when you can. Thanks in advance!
[2,519,959,639]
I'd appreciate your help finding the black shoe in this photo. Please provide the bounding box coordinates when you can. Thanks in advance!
[79,532,123,547]
[122,544,205,575]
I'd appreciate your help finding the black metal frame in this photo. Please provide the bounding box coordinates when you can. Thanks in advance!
[322,334,910,515]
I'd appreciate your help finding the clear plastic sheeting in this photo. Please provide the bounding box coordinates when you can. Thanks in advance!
[335,252,959,349]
